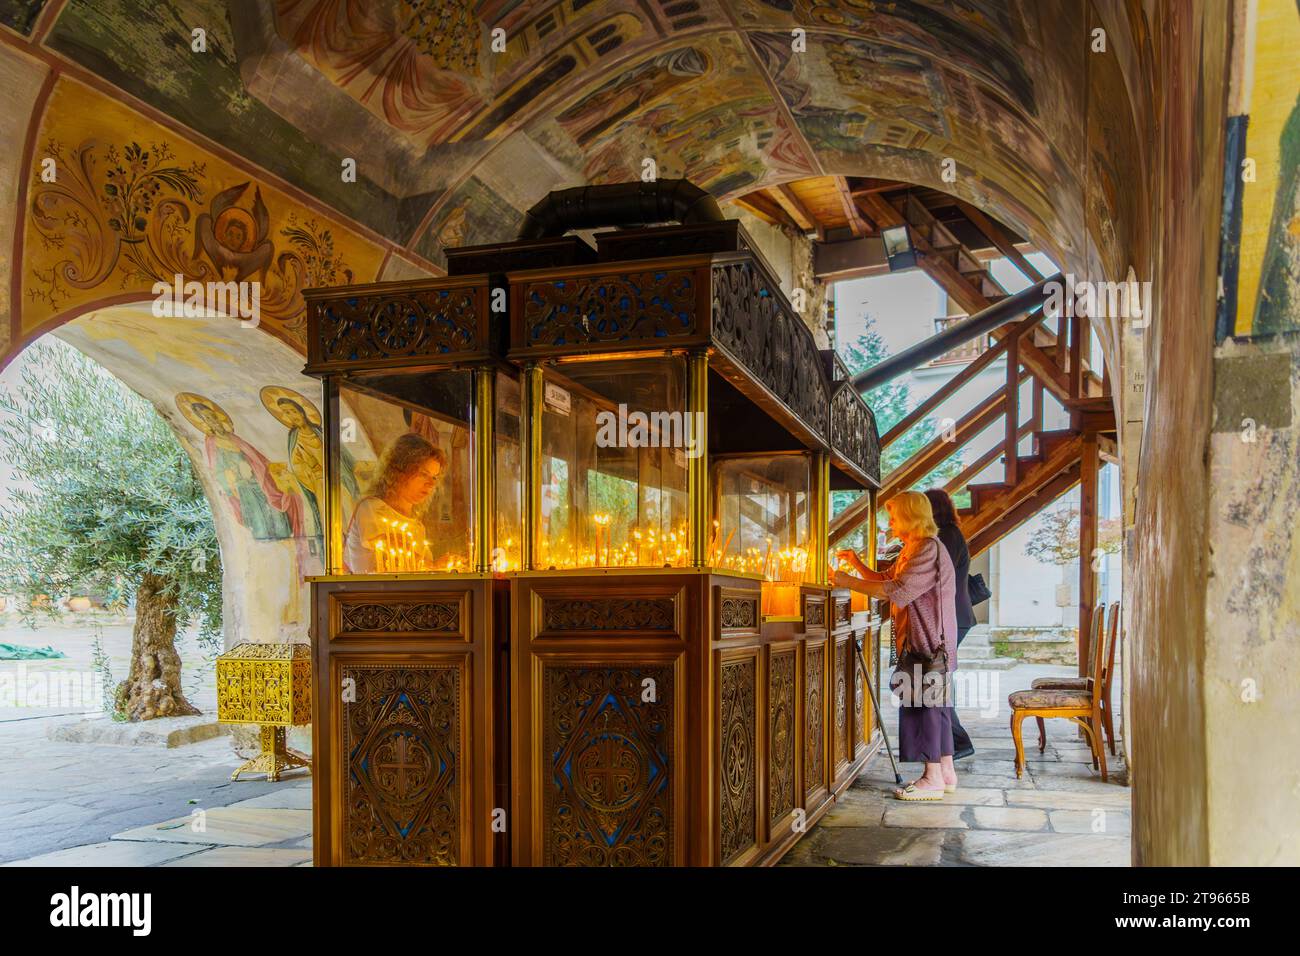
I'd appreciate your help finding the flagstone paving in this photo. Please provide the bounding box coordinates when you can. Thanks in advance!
[3,659,1127,867]
[780,659,1130,867]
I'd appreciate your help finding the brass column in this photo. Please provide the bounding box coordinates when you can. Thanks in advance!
[474,367,496,573]
[687,350,709,567]
[811,451,831,585]
[864,489,879,570]
[322,376,342,574]
[521,363,544,571]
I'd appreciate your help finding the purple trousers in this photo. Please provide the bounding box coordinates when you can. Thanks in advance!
[898,701,954,763]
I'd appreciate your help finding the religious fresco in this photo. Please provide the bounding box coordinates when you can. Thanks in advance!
[747,25,1080,264]
[44,0,408,240]
[524,33,815,199]
[178,392,304,542]
[272,0,728,146]
[261,384,361,543]
[22,77,386,349]
[4,0,1155,371]
[1230,0,1300,338]
[0,0,48,35]
[730,0,1038,117]
[414,174,524,268]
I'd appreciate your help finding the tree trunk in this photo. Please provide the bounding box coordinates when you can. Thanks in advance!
[117,573,200,721]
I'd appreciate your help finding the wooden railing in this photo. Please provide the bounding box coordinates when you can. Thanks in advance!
[830,293,1107,546]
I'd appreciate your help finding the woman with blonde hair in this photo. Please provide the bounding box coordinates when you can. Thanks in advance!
[343,433,446,573]
[835,490,959,800]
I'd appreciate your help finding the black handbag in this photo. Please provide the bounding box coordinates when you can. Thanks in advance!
[968,572,991,606]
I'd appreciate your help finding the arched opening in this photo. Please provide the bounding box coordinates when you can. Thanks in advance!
[0,302,326,864]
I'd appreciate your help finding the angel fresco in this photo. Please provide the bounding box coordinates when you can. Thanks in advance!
[175,392,303,541]
[195,182,274,284]
[260,386,360,542]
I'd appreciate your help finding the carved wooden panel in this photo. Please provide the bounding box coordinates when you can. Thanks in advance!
[833,639,849,769]
[854,643,865,754]
[543,665,674,866]
[831,383,882,485]
[834,597,852,631]
[540,597,675,632]
[340,662,461,866]
[720,594,759,631]
[804,597,826,629]
[805,643,825,800]
[768,649,796,829]
[711,259,830,438]
[522,269,697,348]
[311,286,481,366]
[336,597,462,637]
[720,656,757,865]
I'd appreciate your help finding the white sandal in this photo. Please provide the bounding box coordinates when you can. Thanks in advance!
[894,783,945,801]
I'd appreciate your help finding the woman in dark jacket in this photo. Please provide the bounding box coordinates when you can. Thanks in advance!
[924,488,976,760]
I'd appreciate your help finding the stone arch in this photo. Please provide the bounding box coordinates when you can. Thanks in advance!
[19,297,333,651]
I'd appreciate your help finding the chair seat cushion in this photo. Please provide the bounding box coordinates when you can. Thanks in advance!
[1009,688,1091,710]
[1030,676,1088,690]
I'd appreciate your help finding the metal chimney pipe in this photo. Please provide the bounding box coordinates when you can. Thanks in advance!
[516,179,724,239]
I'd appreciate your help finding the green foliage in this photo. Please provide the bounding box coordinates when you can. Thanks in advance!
[1024,506,1122,567]
[0,340,222,648]
[832,319,964,547]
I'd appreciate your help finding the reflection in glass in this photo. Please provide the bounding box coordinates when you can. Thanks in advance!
[337,371,474,574]
[711,454,811,582]
[494,370,522,572]
[537,356,690,569]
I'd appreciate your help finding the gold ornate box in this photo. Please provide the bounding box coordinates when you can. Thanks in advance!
[216,642,312,781]
[216,642,312,726]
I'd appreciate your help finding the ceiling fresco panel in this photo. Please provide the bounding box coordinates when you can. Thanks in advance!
[730,0,1038,117]
[273,0,738,146]
[21,77,387,350]
[522,32,815,199]
[45,0,408,241]
[0,0,49,36]
[413,173,525,268]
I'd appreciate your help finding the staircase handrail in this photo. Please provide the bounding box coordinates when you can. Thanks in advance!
[851,274,1061,392]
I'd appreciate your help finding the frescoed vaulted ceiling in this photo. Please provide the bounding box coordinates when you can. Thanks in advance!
[2,0,1156,367]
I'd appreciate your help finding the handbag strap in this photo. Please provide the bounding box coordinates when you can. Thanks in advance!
[931,539,948,661]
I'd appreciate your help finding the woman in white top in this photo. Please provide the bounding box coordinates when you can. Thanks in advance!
[344,432,446,573]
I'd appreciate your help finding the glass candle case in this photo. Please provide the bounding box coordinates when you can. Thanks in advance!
[534,355,691,570]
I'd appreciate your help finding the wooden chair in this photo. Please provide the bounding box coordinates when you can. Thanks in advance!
[1030,602,1121,755]
[1008,601,1112,781]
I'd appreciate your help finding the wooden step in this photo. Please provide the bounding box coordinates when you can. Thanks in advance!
[968,463,1082,557]
[958,431,1085,540]
[1064,396,1116,434]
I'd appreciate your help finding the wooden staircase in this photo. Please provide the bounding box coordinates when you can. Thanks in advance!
[830,196,1117,559]
[958,429,1085,556]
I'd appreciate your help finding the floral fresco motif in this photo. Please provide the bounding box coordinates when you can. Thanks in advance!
[29,139,353,347]
[21,79,384,351]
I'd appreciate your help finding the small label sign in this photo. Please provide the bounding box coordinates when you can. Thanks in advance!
[544,382,571,416]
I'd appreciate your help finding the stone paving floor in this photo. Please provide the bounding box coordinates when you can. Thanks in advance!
[0,615,308,864]
[780,659,1130,867]
[2,652,1128,867]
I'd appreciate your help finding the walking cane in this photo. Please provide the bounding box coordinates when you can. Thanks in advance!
[855,634,903,785]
